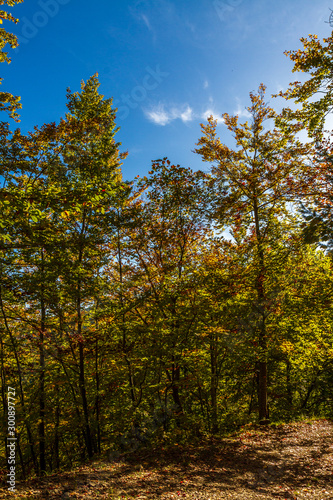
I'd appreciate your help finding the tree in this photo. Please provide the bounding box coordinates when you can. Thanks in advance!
[0,74,128,473]
[128,159,210,427]
[195,84,312,423]
[41,74,126,460]
[273,30,333,251]
[274,31,333,139]
[0,0,22,121]
[297,134,333,251]
[268,246,333,419]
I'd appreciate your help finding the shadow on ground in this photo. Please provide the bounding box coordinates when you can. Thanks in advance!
[1,420,333,499]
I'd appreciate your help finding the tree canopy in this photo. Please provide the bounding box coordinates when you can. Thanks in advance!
[1,11,333,479]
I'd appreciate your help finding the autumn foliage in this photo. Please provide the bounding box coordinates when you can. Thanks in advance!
[0,4,333,479]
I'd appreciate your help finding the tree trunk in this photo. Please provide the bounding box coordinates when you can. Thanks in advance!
[210,333,219,433]
[258,359,268,422]
[253,199,269,424]
[0,275,38,474]
[39,250,46,474]
[77,219,93,459]
[78,339,93,458]
[95,337,101,454]
[286,359,293,406]
[171,362,183,427]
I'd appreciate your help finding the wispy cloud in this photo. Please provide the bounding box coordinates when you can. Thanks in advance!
[128,4,156,39]
[179,105,194,123]
[141,13,152,31]
[144,103,194,126]
[200,95,222,122]
[144,104,171,126]
[201,108,221,121]
[144,99,224,126]
[233,98,251,118]
[203,79,209,89]
[129,0,200,45]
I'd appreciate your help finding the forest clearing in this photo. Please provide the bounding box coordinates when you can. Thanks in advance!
[1,420,332,499]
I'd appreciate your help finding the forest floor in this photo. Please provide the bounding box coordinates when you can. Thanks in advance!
[1,419,333,500]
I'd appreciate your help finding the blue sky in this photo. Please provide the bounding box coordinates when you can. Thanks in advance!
[3,0,333,180]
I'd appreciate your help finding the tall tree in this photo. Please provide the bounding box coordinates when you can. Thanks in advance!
[43,75,126,459]
[112,159,211,430]
[195,84,312,423]
[0,74,128,471]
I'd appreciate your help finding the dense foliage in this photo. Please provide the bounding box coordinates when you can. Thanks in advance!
[0,3,333,478]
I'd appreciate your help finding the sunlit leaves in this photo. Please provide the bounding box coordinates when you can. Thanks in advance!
[274,31,333,138]
[0,0,22,121]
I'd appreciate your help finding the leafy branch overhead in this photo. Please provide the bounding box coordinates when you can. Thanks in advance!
[0,0,23,121]
[274,32,333,138]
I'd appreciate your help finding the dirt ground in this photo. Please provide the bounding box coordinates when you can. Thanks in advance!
[1,419,333,499]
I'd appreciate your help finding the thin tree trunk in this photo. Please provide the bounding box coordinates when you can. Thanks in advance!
[253,198,269,424]
[0,274,38,474]
[171,361,183,423]
[286,359,293,406]
[78,339,93,458]
[17,433,26,480]
[54,401,60,470]
[210,333,219,433]
[39,250,46,475]
[77,213,93,459]
[95,336,101,454]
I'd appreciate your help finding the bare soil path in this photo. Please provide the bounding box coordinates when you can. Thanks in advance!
[1,419,333,499]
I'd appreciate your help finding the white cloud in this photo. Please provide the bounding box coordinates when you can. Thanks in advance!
[201,108,221,121]
[144,104,171,126]
[233,98,251,119]
[144,103,194,126]
[200,96,222,122]
[177,105,194,123]
[141,14,152,31]
[144,102,224,126]
[203,79,209,89]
